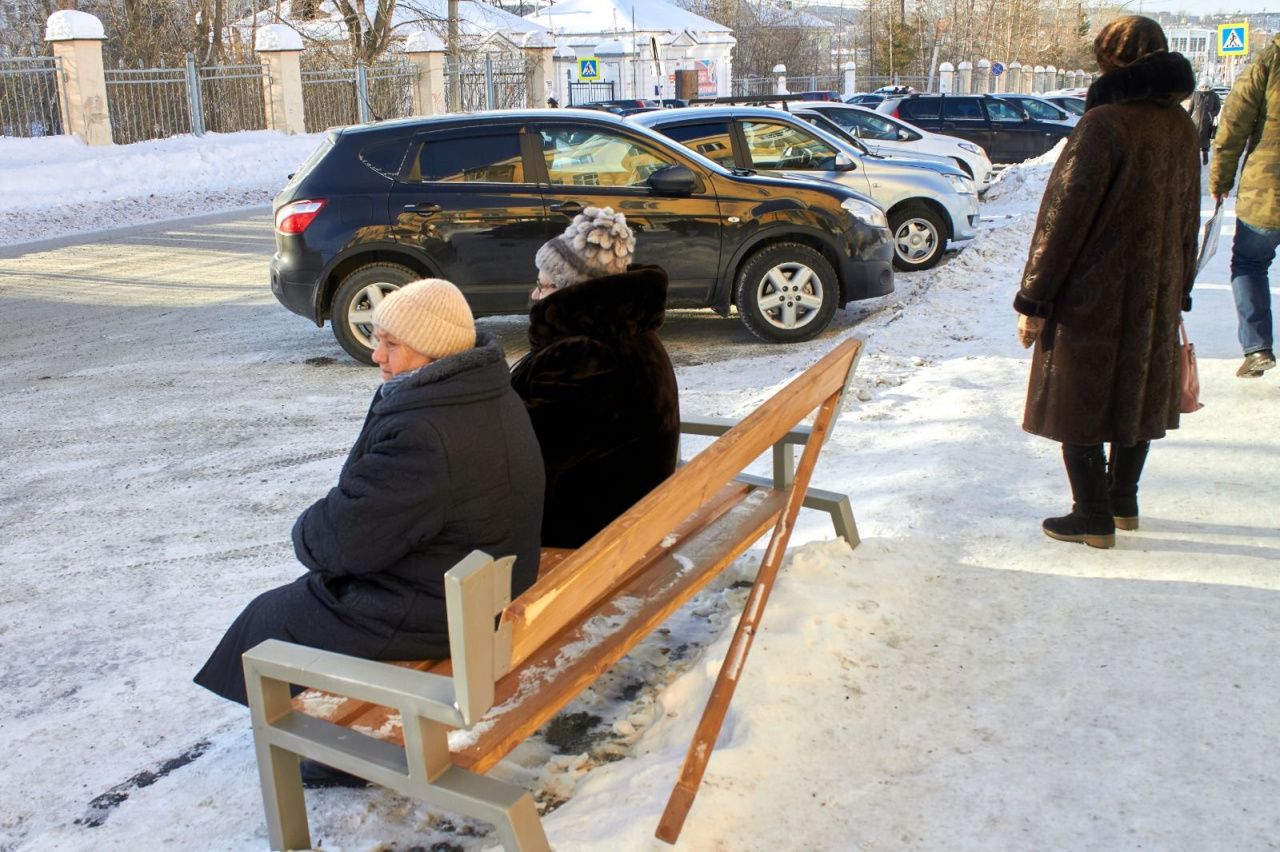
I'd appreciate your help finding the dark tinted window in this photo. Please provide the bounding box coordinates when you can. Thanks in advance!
[985,99,1024,121]
[415,131,527,183]
[899,98,940,119]
[1019,99,1066,120]
[659,121,736,166]
[942,98,983,120]
[360,137,409,178]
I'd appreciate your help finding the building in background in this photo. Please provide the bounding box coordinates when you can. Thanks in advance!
[527,0,735,102]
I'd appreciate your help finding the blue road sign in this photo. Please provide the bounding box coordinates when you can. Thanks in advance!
[991,62,1005,76]
[578,58,600,80]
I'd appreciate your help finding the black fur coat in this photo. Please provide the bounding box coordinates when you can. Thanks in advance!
[1014,52,1199,446]
[512,265,680,548]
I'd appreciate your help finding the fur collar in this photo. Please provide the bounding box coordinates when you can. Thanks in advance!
[527,265,669,348]
[1085,51,1196,111]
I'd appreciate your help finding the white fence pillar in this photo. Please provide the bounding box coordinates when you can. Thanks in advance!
[405,31,447,116]
[773,63,788,95]
[938,62,954,94]
[525,35,555,108]
[842,61,856,98]
[1007,61,1022,95]
[975,58,991,93]
[957,60,973,95]
[255,25,306,135]
[45,10,111,145]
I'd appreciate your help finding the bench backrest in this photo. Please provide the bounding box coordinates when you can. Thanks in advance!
[500,337,861,669]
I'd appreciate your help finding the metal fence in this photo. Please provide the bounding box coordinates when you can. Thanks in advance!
[731,76,775,97]
[786,74,843,93]
[301,54,417,132]
[567,80,615,105]
[1,56,63,138]
[199,63,269,134]
[105,64,192,143]
[106,54,269,143]
[445,55,531,112]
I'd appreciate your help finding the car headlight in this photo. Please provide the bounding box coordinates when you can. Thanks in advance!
[841,197,888,228]
[945,174,977,195]
[958,141,982,154]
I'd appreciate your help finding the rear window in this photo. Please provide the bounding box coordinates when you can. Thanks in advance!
[359,138,410,179]
[942,98,983,120]
[900,98,940,120]
[283,136,334,188]
[413,132,527,183]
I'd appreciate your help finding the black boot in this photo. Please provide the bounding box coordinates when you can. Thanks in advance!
[1108,441,1150,531]
[1043,443,1116,548]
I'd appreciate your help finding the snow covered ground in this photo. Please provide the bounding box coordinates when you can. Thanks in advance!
[0,133,1277,851]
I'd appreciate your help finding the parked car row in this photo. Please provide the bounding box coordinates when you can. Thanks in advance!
[270,90,1035,363]
[271,109,897,362]
[876,93,1074,163]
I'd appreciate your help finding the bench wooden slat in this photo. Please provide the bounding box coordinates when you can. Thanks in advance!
[460,487,787,773]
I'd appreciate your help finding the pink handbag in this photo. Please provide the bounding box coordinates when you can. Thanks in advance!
[1179,319,1203,413]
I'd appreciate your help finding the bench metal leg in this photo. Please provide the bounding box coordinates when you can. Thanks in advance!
[246,673,311,851]
[733,474,860,548]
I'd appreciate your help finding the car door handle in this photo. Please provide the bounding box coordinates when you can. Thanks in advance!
[550,201,583,215]
[402,202,442,215]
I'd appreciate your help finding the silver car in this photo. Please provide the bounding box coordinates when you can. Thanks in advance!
[633,106,978,271]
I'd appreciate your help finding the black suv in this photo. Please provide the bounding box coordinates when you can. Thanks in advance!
[878,93,1073,163]
[270,109,894,362]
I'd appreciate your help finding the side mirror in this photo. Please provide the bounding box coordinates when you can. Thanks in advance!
[648,164,699,195]
[833,152,856,172]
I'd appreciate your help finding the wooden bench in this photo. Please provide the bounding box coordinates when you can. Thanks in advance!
[242,337,864,851]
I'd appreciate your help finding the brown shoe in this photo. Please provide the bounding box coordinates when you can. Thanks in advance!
[1237,350,1276,378]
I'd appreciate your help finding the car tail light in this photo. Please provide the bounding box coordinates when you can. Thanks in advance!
[276,199,327,234]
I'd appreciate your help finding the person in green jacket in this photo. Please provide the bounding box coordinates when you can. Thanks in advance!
[1211,33,1280,378]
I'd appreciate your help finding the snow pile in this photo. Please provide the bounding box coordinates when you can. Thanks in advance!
[983,137,1066,206]
[0,130,322,245]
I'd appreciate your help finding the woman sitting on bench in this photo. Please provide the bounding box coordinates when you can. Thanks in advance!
[195,279,544,710]
[513,206,680,548]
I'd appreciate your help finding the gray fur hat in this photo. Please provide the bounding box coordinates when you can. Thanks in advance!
[535,206,636,289]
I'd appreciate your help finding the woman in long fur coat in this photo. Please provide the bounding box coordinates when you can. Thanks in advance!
[1014,16,1199,548]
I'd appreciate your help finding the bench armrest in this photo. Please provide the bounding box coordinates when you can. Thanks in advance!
[244,639,467,727]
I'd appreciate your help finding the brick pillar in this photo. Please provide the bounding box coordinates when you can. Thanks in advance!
[526,37,556,108]
[255,25,306,135]
[45,10,111,146]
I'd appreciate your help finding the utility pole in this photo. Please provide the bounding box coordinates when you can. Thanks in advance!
[927,19,948,92]
[447,0,460,111]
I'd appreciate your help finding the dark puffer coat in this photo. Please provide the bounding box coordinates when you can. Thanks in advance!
[194,333,544,705]
[511,265,679,549]
[1014,52,1199,447]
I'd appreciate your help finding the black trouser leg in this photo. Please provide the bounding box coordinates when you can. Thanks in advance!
[1108,441,1150,529]
[1042,443,1115,548]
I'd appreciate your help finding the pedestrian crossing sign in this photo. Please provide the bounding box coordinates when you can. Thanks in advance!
[578,57,600,80]
[1218,22,1248,56]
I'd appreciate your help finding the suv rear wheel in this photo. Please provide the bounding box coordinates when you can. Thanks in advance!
[889,203,945,271]
[735,242,838,343]
[331,262,417,364]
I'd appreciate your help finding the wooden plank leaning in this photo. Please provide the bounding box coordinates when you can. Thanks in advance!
[655,338,861,843]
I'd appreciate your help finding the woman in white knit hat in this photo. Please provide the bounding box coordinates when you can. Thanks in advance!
[196,279,544,784]
[513,206,679,548]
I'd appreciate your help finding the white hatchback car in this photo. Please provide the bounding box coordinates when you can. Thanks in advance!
[792,102,994,191]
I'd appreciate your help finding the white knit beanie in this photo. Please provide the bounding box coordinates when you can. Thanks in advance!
[371,278,475,360]
[535,206,636,290]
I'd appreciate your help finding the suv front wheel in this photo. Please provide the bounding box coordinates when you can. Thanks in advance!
[889,203,946,271]
[331,263,417,364]
[735,242,838,343]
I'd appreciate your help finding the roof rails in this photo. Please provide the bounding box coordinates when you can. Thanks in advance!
[687,93,821,111]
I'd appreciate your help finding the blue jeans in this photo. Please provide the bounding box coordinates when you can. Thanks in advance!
[1230,219,1280,354]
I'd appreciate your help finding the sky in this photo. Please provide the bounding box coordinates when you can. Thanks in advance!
[1129,0,1276,14]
